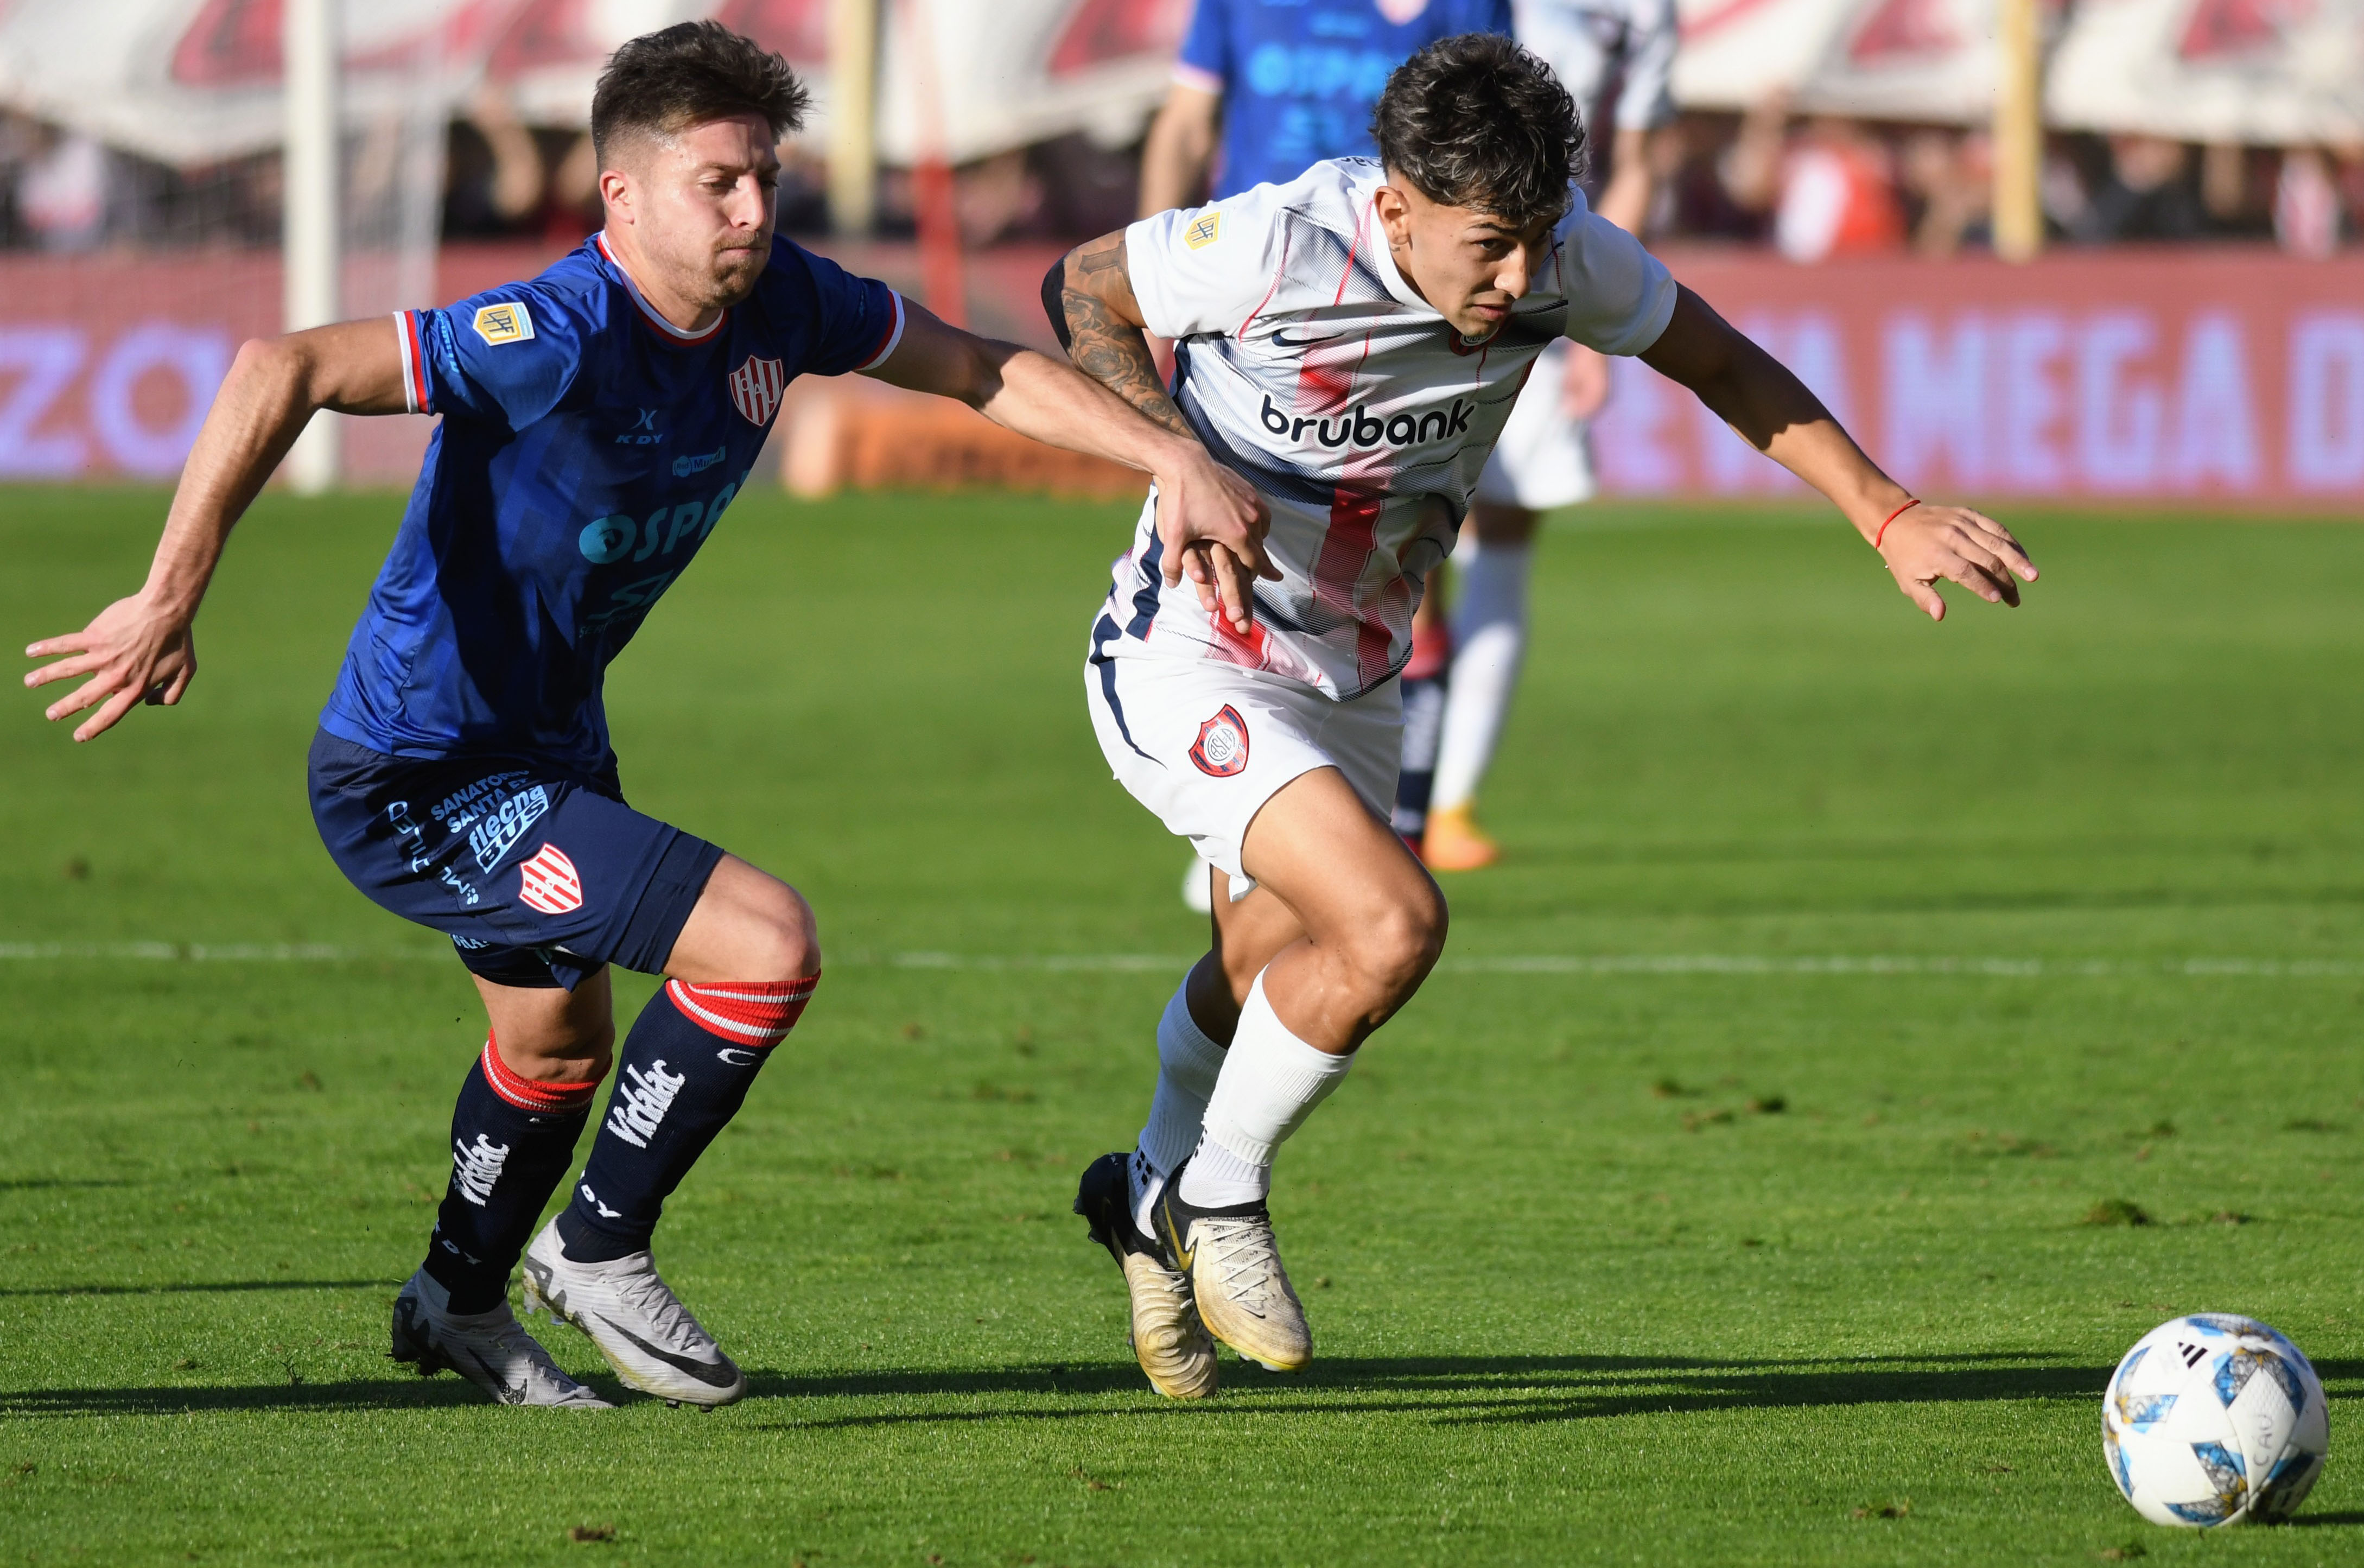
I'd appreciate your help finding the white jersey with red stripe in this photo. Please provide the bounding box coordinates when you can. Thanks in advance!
[1097,157,1675,700]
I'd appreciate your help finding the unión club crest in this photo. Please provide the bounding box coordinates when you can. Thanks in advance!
[517,843,584,915]
[729,356,786,426]
[1190,704,1251,777]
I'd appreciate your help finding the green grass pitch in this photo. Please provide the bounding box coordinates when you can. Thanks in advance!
[3,485,2361,1565]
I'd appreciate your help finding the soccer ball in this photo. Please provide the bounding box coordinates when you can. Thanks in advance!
[2103,1313,2328,1526]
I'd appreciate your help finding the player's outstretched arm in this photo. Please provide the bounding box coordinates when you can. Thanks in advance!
[869,291,1273,633]
[1640,285,2038,621]
[24,319,408,741]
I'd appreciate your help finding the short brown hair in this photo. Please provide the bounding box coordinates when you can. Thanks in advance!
[592,21,810,164]
[1370,34,1584,227]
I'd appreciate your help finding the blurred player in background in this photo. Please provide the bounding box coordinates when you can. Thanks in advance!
[1051,34,2034,1398]
[27,23,1264,1411]
[1140,0,1512,215]
[1394,0,1680,869]
[1142,0,1513,910]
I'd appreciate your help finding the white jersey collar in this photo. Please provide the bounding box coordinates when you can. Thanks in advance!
[1350,168,1435,317]
[1350,166,1510,351]
[593,231,729,345]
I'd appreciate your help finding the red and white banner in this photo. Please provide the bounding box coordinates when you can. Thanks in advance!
[1597,250,2364,507]
[1,244,2359,507]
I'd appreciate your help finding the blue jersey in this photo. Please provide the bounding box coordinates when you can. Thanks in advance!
[1175,0,1511,198]
[321,233,904,770]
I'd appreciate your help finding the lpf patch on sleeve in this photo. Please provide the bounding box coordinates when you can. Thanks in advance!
[473,301,536,346]
[1184,212,1222,251]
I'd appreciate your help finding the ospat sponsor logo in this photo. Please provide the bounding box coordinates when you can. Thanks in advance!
[1259,393,1472,449]
[466,785,551,873]
[1191,704,1251,777]
[577,478,742,566]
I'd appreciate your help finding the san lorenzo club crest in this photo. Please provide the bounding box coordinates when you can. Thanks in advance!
[729,356,786,426]
[517,843,584,915]
[1190,704,1250,777]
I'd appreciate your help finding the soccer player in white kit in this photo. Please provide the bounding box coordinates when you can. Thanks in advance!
[1399,0,1682,869]
[1047,34,2035,1397]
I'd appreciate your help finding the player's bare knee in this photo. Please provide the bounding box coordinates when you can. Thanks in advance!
[496,1017,614,1078]
[1343,892,1447,1004]
[745,881,821,982]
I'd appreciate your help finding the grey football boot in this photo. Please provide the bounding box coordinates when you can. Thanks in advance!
[390,1268,613,1407]
[522,1218,746,1407]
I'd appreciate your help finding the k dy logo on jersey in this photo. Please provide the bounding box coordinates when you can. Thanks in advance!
[516,843,583,915]
[729,356,785,426]
[1190,705,1250,777]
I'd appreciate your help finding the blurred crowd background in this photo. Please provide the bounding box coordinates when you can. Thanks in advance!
[0,0,2357,262]
[3,0,2358,499]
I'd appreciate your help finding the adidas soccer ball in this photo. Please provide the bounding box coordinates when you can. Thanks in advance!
[2103,1313,2328,1526]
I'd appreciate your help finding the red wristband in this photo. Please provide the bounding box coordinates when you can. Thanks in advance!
[1873,499,1921,550]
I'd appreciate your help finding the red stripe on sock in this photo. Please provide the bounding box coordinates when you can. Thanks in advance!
[665,975,819,1046]
[479,1036,602,1113]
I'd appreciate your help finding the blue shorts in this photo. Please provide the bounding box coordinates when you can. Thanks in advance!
[308,731,725,991]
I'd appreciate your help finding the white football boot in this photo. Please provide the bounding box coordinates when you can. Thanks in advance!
[1073,1153,1219,1399]
[521,1220,747,1407]
[390,1268,613,1407]
[1153,1179,1312,1373]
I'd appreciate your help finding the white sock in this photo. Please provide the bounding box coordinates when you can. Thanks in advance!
[1433,540,1533,813]
[1181,971,1354,1209]
[1132,981,1228,1234]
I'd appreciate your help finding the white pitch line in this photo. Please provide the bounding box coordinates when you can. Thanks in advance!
[1,943,2360,979]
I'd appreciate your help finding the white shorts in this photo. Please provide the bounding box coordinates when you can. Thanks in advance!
[1085,645,1402,886]
[1474,338,1597,510]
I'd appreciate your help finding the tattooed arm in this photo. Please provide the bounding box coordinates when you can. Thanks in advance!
[1042,231,1277,623]
[1044,232,1193,439]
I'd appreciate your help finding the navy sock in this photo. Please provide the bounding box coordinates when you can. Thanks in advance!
[1393,670,1448,839]
[556,976,817,1263]
[421,1039,601,1313]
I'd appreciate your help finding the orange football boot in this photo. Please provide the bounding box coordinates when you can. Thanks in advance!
[1421,803,1500,871]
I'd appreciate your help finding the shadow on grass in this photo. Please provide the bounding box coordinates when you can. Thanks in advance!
[740,1351,2121,1431]
[28,1351,2344,1429]
[0,1278,397,1299]
[0,1179,135,1191]
[3,1376,486,1417]
[7,1350,2107,1423]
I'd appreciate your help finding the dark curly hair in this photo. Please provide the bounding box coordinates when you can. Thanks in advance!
[592,21,810,164]
[1370,34,1585,227]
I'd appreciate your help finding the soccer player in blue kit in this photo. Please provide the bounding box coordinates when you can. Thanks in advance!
[1141,0,1512,213]
[24,23,1267,1410]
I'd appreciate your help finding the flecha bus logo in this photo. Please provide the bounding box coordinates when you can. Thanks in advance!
[516,843,583,915]
[1191,704,1250,777]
